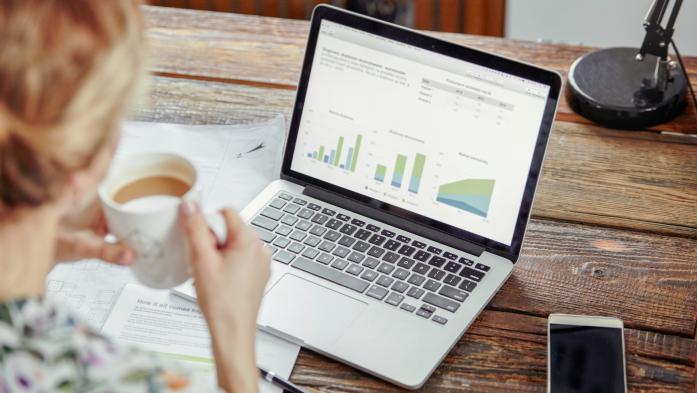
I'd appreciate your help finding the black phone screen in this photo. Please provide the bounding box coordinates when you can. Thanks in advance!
[549,323,625,393]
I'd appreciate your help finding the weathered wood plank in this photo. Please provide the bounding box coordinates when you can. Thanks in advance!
[136,76,697,240]
[142,6,697,134]
[288,310,696,392]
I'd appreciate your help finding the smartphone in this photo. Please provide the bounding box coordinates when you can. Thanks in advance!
[548,314,627,393]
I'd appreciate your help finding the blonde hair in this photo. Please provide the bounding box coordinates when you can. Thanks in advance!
[0,0,145,215]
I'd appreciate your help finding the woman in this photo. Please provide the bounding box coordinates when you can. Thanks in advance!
[0,1,271,392]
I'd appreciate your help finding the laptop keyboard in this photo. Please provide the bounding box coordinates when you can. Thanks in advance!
[250,192,491,326]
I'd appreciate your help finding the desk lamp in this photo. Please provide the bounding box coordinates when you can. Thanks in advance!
[567,0,696,129]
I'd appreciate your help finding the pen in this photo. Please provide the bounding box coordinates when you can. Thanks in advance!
[259,366,308,393]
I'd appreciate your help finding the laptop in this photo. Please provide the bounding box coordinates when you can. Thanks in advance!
[176,5,561,389]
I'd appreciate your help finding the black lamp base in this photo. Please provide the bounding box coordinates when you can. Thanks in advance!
[567,47,687,130]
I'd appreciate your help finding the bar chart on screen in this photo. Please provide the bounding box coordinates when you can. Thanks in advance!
[373,152,427,194]
[306,133,363,171]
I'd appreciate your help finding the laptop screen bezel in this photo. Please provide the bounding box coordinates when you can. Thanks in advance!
[281,5,562,262]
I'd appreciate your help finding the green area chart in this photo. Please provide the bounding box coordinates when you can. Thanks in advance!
[436,179,495,218]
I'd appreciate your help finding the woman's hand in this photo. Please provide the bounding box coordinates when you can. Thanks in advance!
[54,199,135,265]
[179,200,271,393]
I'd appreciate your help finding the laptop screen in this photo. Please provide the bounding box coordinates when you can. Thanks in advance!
[290,19,551,247]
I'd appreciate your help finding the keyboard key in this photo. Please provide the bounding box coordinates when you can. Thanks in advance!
[298,208,314,219]
[366,224,380,232]
[331,259,349,271]
[459,267,485,282]
[392,268,410,281]
[427,246,442,255]
[362,257,380,269]
[332,246,350,258]
[459,257,474,266]
[323,230,341,241]
[391,281,409,293]
[269,198,286,209]
[427,269,446,281]
[376,275,394,287]
[301,248,319,260]
[443,252,458,260]
[311,213,328,224]
[384,240,400,251]
[292,197,307,205]
[475,263,491,272]
[432,315,448,325]
[396,235,411,243]
[325,218,343,230]
[366,285,388,300]
[266,245,278,255]
[354,229,371,240]
[283,204,301,214]
[368,234,386,246]
[400,303,416,313]
[278,193,293,201]
[420,304,436,313]
[272,237,290,248]
[367,246,385,258]
[346,263,363,276]
[414,250,431,262]
[444,261,461,273]
[337,213,351,221]
[459,279,477,292]
[352,241,370,252]
[339,224,357,235]
[360,269,378,282]
[309,225,327,236]
[292,257,369,293]
[407,274,426,286]
[287,242,305,254]
[289,230,306,242]
[303,236,321,247]
[382,252,400,263]
[428,256,446,268]
[338,235,356,247]
[251,216,278,231]
[397,257,415,269]
[347,251,365,263]
[261,207,284,221]
[322,208,336,216]
[381,229,396,238]
[412,240,427,249]
[318,241,335,252]
[275,225,292,236]
[412,263,430,275]
[439,286,469,302]
[281,215,299,226]
[398,245,416,257]
[423,292,460,312]
[273,250,295,264]
[307,203,321,211]
[316,253,334,265]
[407,286,426,299]
[444,274,461,286]
[416,308,432,318]
[377,263,395,274]
[351,218,366,227]
[385,292,404,306]
[424,279,441,292]
[252,227,276,243]
[295,220,312,231]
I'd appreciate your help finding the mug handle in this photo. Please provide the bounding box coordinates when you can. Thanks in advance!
[205,211,228,246]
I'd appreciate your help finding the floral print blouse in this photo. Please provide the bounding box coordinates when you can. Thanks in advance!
[0,297,220,392]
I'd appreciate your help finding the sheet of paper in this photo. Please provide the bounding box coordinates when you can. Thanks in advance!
[102,284,300,393]
[48,116,286,329]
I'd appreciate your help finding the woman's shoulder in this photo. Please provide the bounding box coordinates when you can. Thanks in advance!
[0,297,220,392]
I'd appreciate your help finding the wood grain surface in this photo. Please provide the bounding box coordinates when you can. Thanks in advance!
[138,7,697,392]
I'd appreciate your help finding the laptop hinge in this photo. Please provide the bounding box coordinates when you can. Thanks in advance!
[303,185,485,257]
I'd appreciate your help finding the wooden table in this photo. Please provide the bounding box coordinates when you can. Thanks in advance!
[139,6,697,392]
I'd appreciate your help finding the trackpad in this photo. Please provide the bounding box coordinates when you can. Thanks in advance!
[259,274,367,347]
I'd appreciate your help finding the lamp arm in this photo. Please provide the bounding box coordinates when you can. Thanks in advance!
[637,0,682,61]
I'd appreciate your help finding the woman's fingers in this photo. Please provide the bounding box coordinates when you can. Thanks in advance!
[220,207,252,246]
[55,231,135,265]
[180,200,218,275]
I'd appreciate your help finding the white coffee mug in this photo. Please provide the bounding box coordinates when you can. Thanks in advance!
[99,152,225,289]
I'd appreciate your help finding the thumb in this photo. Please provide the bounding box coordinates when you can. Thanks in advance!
[55,231,135,265]
[179,200,217,273]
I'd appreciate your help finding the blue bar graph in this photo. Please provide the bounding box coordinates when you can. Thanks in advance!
[323,155,329,163]
[345,148,353,170]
